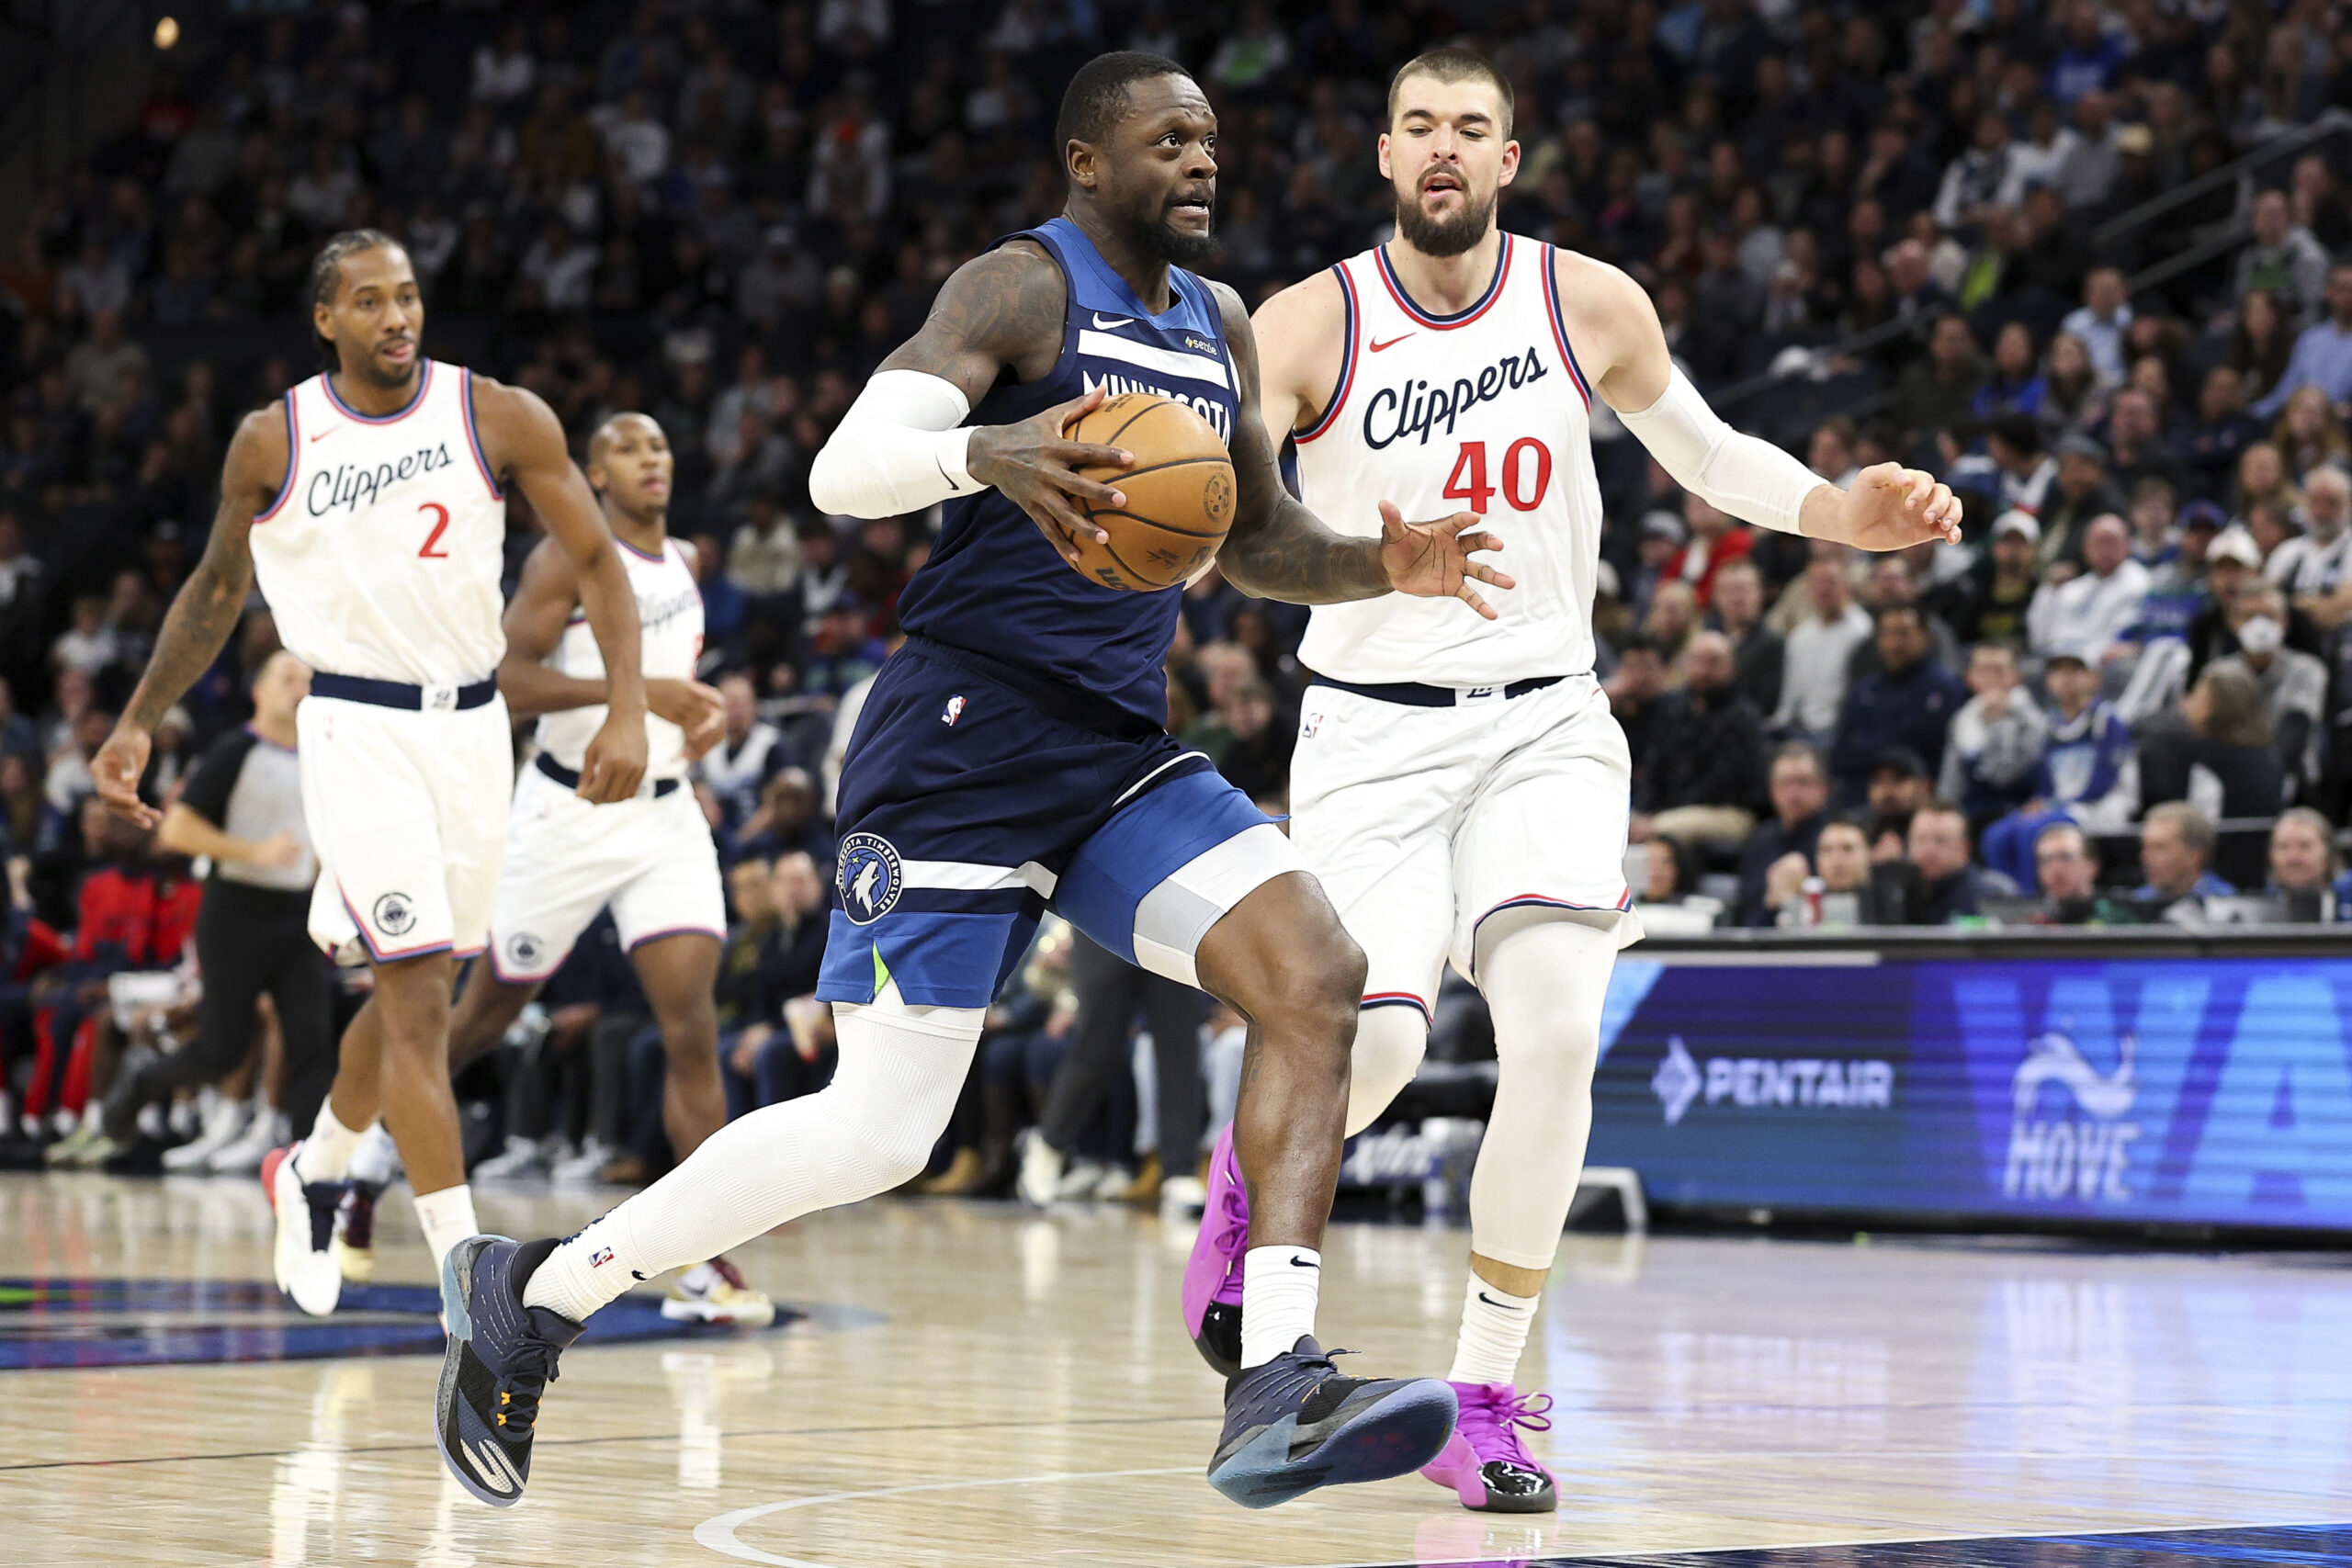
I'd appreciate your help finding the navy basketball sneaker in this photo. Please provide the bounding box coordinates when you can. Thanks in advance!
[1206,1336,1458,1508]
[435,1235,582,1507]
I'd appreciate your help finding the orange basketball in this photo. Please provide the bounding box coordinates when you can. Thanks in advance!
[1065,392,1236,592]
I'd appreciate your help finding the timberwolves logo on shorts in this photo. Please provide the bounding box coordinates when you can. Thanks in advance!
[372,892,416,936]
[837,832,903,925]
[504,931,546,971]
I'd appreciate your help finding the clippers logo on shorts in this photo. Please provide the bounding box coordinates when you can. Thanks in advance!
[372,892,417,937]
[836,832,903,926]
[504,931,546,971]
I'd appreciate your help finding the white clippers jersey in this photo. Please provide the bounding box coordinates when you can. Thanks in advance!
[536,536,704,782]
[1293,235,1605,686]
[252,360,506,685]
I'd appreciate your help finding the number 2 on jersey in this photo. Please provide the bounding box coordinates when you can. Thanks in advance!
[1442,439,1553,513]
[418,502,450,559]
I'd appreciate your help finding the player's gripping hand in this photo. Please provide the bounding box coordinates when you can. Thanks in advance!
[1820,463,1963,550]
[576,711,649,805]
[1376,502,1516,621]
[967,383,1133,569]
[92,725,161,829]
[648,677,727,761]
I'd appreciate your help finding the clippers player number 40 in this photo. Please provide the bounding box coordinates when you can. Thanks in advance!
[1181,47,1965,1517]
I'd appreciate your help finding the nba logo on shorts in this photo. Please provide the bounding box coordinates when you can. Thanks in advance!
[837,832,904,926]
[942,694,966,727]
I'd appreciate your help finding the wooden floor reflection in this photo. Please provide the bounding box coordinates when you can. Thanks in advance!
[1,1173,2346,1566]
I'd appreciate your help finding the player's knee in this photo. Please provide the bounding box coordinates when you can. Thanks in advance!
[866,1133,934,1191]
[1245,926,1364,1050]
[653,998,719,1063]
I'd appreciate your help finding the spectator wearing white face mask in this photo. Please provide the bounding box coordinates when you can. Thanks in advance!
[2207,580,2326,795]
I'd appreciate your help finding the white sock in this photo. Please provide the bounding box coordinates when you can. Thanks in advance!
[1448,1275,1539,1386]
[1238,1246,1320,1369]
[294,1102,366,1184]
[413,1183,479,1269]
[525,990,980,1325]
[349,1122,399,1185]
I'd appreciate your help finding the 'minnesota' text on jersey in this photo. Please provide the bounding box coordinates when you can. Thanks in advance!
[1293,236,1605,687]
[251,360,507,686]
[895,217,1240,726]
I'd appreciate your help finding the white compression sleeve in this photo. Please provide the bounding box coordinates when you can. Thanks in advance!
[523,993,983,1323]
[1615,367,1826,536]
[806,368,985,519]
[1465,916,1618,1273]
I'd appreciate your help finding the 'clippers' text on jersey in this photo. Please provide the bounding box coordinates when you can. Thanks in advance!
[1294,235,1606,690]
[251,360,508,687]
[304,443,458,517]
[1361,350,1550,449]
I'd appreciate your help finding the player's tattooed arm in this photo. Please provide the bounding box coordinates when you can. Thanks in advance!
[878,241,1068,399]
[1210,282,1513,616]
[878,243,1136,565]
[475,376,648,804]
[94,405,282,827]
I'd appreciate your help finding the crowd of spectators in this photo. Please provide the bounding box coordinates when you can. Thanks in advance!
[15,0,2352,1184]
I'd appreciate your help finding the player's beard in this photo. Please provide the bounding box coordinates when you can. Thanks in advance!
[1396,182,1497,258]
[1138,198,1219,266]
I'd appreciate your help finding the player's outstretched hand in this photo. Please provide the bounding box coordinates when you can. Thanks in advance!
[1823,463,1963,551]
[577,713,649,805]
[648,677,728,761]
[967,383,1133,569]
[93,725,159,829]
[1376,502,1515,620]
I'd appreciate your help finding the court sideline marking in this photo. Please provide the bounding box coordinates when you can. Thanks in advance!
[695,1495,2352,1568]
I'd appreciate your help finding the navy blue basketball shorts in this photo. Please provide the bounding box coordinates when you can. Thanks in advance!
[816,639,1306,1009]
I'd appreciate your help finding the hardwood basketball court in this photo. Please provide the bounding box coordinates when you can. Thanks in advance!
[3,1173,2345,1566]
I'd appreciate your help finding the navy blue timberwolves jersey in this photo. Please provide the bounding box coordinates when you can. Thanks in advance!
[896,216,1241,727]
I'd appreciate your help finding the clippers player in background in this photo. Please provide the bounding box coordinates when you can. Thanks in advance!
[94,231,649,1317]
[428,411,773,1329]
[1186,50,1962,1514]
[435,52,1509,1514]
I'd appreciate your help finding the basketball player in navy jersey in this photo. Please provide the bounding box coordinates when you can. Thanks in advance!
[437,52,1507,1512]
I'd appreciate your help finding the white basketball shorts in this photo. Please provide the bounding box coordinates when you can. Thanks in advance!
[484,760,726,984]
[1288,672,1643,1022]
[300,693,514,963]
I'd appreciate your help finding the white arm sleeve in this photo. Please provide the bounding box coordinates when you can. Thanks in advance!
[1614,367,1826,536]
[807,369,986,519]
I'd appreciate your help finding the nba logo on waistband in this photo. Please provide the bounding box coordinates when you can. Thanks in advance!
[942,694,966,727]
